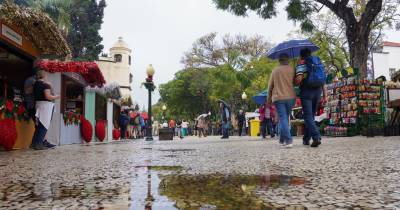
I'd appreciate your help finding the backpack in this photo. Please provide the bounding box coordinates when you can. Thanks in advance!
[303,56,326,88]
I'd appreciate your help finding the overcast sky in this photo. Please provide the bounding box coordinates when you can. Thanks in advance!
[100,0,400,108]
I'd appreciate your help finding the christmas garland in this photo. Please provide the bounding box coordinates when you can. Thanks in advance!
[63,111,81,126]
[35,60,106,87]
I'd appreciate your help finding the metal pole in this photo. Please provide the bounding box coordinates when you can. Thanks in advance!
[146,86,153,141]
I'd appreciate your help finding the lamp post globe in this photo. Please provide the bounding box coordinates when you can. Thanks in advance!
[162,105,167,111]
[146,64,155,78]
[241,92,247,100]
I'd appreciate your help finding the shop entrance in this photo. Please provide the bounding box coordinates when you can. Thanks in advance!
[0,45,34,101]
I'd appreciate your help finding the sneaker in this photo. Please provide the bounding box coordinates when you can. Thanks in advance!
[285,144,293,148]
[43,140,56,148]
[303,139,310,145]
[311,139,321,147]
[31,144,48,150]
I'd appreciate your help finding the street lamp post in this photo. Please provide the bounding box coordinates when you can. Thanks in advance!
[144,64,156,141]
[162,105,167,121]
[241,92,248,110]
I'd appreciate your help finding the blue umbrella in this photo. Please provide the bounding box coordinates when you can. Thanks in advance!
[267,39,319,60]
[252,90,268,105]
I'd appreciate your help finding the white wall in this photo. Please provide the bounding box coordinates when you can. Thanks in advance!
[45,73,62,145]
[373,46,400,80]
[373,52,389,79]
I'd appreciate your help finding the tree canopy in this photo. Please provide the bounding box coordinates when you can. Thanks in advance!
[158,33,277,121]
[213,0,400,78]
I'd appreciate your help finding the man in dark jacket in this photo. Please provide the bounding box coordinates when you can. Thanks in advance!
[237,110,245,136]
[219,100,231,139]
[119,110,130,139]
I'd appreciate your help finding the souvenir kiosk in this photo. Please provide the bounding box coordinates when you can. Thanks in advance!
[0,2,71,150]
[34,60,106,145]
[324,68,385,137]
[85,83,122,142]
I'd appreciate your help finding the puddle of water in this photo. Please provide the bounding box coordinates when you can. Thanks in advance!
[1,164,304,210]
[130,166,305,210]
[142,148,153,150]
[158,174,305,210]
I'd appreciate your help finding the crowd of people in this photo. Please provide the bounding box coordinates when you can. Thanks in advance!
[118,110,147,139]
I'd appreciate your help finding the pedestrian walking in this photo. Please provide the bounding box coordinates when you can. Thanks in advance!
[237,110,245,136]
[267,54,296,148]
[31,70,59,150]
[218,100,231,139]
[181,120,188,137]
[169,119,176,135]
[197,117,207,138]
[295,49,327,147]
[119,110,129,139]
[176,120,183,139]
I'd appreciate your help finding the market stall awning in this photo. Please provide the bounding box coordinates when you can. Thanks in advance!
[0,2,71,57]
[35,60,106,87]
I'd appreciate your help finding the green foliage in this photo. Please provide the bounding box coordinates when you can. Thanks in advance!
[67,0,106,61]
[158,57,276,121]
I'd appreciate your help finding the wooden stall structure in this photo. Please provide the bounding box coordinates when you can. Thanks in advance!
[0,2,70,150]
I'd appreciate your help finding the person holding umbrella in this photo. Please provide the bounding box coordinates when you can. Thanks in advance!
[267,53,296,147]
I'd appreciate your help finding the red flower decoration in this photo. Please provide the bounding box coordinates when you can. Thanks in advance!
[80,117,93,143]
[17,104,25,116]
[0,119,17,151]
[5,100,14,112]
[95,120,106,142]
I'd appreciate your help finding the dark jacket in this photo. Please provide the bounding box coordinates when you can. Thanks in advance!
[221,106,231,123]
[237,113,245,124]
[119,113,130,128]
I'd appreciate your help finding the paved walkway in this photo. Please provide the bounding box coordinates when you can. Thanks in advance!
[0,136,399,209]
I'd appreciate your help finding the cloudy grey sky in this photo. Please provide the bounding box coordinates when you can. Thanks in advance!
[100,0,400,108]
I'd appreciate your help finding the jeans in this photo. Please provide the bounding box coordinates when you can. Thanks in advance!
[120,126,127,139]
[222,122,229,138]
[261,119,267,138]
[238,122,244,136]
[266,118,275,137]
[300,87,322,142]
[274,99,295,144]
[31,121,47,147]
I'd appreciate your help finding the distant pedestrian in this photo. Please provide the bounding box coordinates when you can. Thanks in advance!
[182,120,188,137]
[267,53,296,148]
[119,110,129,139]
[237,110,245,137]
[295,49,327,147]
[197,118,207,138]
[176,120,183,139]
[218,100,231,139]
[169,119,176,135]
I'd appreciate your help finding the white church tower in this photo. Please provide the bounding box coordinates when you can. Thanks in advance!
[97,37,133,97]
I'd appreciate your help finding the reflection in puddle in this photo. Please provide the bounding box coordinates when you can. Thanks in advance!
[159,149,196,152]
[131,166,305,210]
[158,174,305,210]
[0,165,305,209]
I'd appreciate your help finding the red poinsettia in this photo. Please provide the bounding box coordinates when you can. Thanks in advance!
[17,104,25,116]
[5,100,14,112]
[112,128,120,140]
[95,120,106,142]
[80,116,93,143]
[0,119,17,151]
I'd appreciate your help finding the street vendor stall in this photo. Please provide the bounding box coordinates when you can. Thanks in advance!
[324,67,385,137]
[0,2,70,150]
[35,60,106,145]
[85,83,122,142]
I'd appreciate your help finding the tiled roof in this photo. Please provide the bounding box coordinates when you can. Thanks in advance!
[383,41,400,47]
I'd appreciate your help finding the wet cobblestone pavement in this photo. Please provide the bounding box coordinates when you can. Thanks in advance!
[0,136,400,209]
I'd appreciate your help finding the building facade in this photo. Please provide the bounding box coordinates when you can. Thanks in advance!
[373,41,400,80]
[97,37,133,97]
